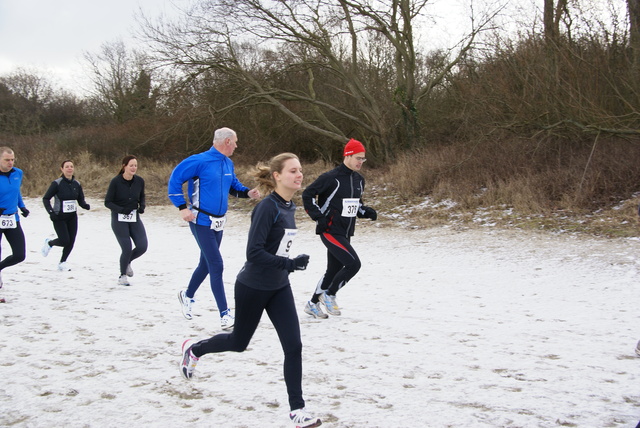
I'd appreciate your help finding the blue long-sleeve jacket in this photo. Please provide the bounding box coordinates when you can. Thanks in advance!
[167,146,250,227]
[0,168,25,222]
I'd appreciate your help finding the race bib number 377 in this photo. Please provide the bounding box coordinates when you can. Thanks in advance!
[341,198,359,217]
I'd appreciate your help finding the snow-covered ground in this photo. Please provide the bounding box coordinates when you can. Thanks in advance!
[1,198,639,427]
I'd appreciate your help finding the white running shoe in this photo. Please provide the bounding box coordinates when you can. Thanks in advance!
[289,408,322,428]
[319,292,341,316]
[180,339,199,380]
[220,309,235,330]
[126,264,134,277]
[304,301,328,319]
[41,238,52,257]
[178,290,194,320]
[57,262,70,271]
[635,340,640,357]
[118,275,130,286]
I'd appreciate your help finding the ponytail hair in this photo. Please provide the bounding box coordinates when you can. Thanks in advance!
[252,153,299,193]
[118,155,137,175]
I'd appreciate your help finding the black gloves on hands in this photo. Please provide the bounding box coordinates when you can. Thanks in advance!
[316,216,329,232]
[363,206,377,221]
[119,207,134,215]
[20,207,30,218]
[49,212,58,221]
[138,208,144,215]
[81,203,91,210]
[288,254,310,272]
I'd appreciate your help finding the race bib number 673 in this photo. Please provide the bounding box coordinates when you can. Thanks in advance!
[0,214,16,229]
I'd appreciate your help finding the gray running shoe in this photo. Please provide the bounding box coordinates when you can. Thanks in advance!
[126,264,133,277]
[304,301,328,319]
[319,292,341,316]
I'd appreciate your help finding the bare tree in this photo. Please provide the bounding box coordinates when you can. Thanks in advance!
[141,0,502,160]
[84,40,158,123]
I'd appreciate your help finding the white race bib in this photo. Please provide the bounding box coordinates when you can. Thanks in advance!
[209,215,226,232]
[0,214,16,229]
[62,200,77,213]
[118,210,137,222]
[276,229,298,257]
[341,198,359,217]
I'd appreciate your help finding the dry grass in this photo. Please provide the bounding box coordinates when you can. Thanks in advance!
[13,144,640,238]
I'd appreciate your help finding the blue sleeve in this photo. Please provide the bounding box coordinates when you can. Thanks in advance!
[168,156,199,208]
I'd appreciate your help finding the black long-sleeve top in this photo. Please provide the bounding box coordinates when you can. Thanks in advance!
[236,192,298,291]
[104,174,146,214]
[42,176,89,218]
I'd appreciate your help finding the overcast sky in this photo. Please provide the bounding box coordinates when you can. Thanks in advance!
[0,0,186,93]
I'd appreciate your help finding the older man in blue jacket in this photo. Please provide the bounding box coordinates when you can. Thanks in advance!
[168,128,260,330]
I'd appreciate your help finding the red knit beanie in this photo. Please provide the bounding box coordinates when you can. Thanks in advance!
[343,138,365,156]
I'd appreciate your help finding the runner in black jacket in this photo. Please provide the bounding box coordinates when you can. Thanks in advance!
[41,160,90,271]
[301,139,377,318]
[179,153,322,428]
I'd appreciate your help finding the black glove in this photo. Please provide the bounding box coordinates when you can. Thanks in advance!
[363,206,377,221]
[288,254,310,272]
[0,208,5,215]
[316,216,329,232]
[119,207,133,215]
[138,208,144,215]
[82,203,90,210]
[49,212,58,221]
[20,207,30,218]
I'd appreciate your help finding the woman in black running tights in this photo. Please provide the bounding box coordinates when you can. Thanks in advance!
[179,153,322,428]
[104,155,147,286]
[41,160,91,271]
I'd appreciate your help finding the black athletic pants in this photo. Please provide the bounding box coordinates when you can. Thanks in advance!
[191,280,305,411]
[110,213,148,276]
[49,215,78,263]
[311,232,361,302]
[0,223,26,271]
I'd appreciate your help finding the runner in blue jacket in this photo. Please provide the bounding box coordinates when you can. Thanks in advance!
[0,147,30,290]
[168,127,260,330]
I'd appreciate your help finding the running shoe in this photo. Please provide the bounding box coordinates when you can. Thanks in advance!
[289,408,322,428]
[41,238,52,257]
[118,275,130,286]
[180,339,199,380]
[178,290,194,320]
[220,309,235,330]
[57,262,70,271]
[126,264,134,277]
[319,292,341,316]
[635,340,640,357]
[304,301,328,319]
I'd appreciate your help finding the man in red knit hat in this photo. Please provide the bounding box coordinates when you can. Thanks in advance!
[301,138,377,318]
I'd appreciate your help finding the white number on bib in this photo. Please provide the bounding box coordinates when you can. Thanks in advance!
[341,198,359,217]
[0,214,16,229]
[276,229,298,257]
[210,216,227,231]
[62,200,77,213]
[118,210,137,222]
